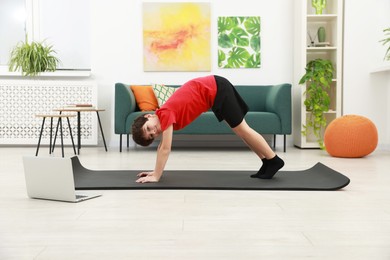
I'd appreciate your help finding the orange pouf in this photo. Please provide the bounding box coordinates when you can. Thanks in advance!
[324,115,378,158]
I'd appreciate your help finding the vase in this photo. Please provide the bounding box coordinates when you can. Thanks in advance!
[318,27,326,42]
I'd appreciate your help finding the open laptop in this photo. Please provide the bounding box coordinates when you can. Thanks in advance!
[23,156,102,203]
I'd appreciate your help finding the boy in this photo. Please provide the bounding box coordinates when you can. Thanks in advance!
[132,75,284,183]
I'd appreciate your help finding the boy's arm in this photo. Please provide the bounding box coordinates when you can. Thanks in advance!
[136,125,173,183]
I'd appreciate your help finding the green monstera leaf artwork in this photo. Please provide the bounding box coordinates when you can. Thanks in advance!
[218,16,261,69]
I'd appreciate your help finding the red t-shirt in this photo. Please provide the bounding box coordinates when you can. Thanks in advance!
[156,75,217,131]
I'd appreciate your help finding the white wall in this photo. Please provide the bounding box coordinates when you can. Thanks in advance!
[343,0,390,150]
[89,0,294,147]
[39,0,91,69]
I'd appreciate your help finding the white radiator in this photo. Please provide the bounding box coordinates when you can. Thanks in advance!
[0,80,98,145]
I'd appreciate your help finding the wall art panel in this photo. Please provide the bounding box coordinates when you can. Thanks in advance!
[143,2,211,71]
[218,16,261,69]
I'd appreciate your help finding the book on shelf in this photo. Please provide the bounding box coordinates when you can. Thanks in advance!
[66,104,94,107]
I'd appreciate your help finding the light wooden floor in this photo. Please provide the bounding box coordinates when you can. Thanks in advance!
[1,145,389,260]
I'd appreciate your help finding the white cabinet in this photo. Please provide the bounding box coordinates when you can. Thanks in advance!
[0,79,98,145]
[293,0,344,148]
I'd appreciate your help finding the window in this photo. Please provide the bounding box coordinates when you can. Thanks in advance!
[0,0,90,70]
[0,0,26,66]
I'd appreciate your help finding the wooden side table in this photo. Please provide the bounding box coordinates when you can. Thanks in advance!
[35,114,77,158]
[53,107,107,154]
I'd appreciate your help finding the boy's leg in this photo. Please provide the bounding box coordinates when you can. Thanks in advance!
[232,119,284,179]
[232,119,274,159]
[211,76,283,179]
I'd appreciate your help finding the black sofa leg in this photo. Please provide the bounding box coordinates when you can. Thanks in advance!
[127,134,129,149]
[274,134,287,152]
[119,134,122,152]
[273,134,276,150]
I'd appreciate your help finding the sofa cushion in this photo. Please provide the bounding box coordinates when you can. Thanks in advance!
[130,85,159,111]
[153,84,177,107]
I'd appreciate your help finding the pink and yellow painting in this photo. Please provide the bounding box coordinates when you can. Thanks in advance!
[143,2,210,71]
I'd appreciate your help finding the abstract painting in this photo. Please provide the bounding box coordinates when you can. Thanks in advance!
[143,2,211,71]
[218,16,261,69]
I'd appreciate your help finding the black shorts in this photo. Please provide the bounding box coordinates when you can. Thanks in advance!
[212,75,249,128]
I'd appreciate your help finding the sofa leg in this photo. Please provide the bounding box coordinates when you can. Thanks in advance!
[127,134,129,149]
[273,134,276,150]
[284,135,286,153]
[119,134,122,152]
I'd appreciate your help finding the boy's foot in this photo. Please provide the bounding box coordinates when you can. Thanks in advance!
[250,158,267,178]
[258,155,284,179]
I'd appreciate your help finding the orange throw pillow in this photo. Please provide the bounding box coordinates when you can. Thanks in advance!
[130,85,159,111]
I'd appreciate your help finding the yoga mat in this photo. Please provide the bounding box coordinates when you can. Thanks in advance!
[72,157,350,191]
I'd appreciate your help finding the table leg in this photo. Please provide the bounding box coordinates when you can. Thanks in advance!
[77,111,81,155]
[96,111,108,151]
[59,117,64,158]
[36,117,46,156]
[67,116,76,155]
[49,117,53,154]
[52,111,62,152]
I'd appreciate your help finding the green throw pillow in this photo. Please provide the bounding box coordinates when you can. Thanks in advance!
[152,84,177,107]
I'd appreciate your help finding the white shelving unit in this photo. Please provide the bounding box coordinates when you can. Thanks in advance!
[293,0,344,148]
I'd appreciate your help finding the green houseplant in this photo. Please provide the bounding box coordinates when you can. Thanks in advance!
[9,37,60,76]
[299,58,334,149]
[380,27,390,61]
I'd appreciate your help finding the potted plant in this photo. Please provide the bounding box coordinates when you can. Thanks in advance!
[380,27,390,61]
[299,58,334,148]
[9,36,60,76]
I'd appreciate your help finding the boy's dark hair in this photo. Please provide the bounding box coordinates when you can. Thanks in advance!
[132,115,154,146]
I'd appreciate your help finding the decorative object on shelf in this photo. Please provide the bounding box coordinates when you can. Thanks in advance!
[218,16,261,68]
[324,115,378,158]
[308,28,330,47]
[317,26,326,42]
[299,58,334,149]
[314,42,330,47]
[312,0,327,15]
[8,36,60,76]
[307,31,317,47]
[380,27,390,61]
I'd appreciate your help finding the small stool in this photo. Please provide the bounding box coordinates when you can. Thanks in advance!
[35,114,77,157]
[53,107,108,155]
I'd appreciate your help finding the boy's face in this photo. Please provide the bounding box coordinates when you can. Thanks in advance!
[142,114,162,141]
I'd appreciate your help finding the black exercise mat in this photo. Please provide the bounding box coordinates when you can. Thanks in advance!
[72,157,350,191]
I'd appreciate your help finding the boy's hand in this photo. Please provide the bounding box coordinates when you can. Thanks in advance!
[136,125,172,184]
[136,171,159,183]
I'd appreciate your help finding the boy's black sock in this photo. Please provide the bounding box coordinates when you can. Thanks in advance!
[258,155,284,179]
[250,158,267,178]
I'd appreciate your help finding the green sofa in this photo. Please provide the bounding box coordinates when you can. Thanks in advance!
[115,83,292,152]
